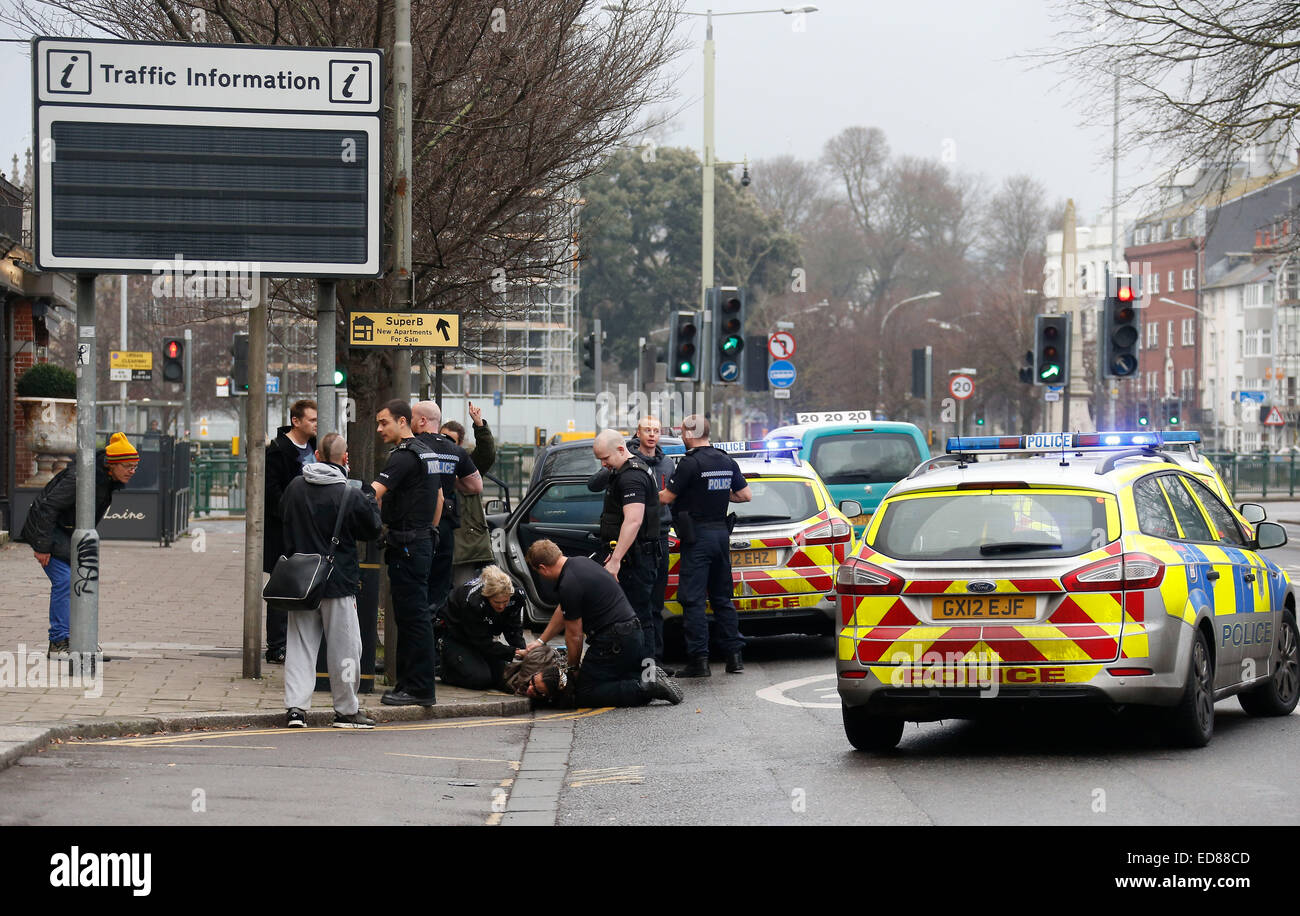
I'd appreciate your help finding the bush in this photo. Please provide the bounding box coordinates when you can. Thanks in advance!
[16,362,77,398]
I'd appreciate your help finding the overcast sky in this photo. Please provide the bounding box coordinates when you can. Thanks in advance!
[1,0,1132,228]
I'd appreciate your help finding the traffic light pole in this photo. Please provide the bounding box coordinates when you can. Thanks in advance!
[701,303,713,419]
[593,318,603,432]
[316,279,337,437]
[183,327,192,439]
[69,274,99,668]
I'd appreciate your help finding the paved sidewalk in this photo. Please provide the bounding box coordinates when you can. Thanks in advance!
[0,521,527,757]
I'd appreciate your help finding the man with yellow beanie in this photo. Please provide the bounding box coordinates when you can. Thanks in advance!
[20,432,139,655]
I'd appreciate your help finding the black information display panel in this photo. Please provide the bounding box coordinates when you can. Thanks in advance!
[49,121,369,265]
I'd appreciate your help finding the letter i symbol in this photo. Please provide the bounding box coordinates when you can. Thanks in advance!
[60,56,78,89]
[342,65,358,98]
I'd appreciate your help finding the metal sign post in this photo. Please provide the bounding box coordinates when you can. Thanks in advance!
[69,274,99,668]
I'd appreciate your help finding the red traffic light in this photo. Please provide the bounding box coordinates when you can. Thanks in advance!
[166,341,180,358]
[1117,285,1134,302]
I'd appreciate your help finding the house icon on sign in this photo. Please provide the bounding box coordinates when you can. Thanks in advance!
[352,315,375,343]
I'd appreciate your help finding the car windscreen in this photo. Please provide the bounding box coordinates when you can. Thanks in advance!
[871,490,1111,560]
[732,478,819,525]
[528,482,603,526]
[809,433,920,485]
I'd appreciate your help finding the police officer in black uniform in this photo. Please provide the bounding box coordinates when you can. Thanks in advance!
[412,400,482,612]
[371,399,440,706]
[590,429,661,660]
[659,414,752,678]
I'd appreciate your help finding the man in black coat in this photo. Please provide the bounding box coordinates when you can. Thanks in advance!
[20,432,139,654]
[263,398,318,664]
[278,432,383,728]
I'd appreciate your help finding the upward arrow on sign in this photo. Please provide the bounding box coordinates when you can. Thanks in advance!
[436,318,452,341]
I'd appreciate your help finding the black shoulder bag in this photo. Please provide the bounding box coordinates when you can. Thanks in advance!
[262,487,352,612]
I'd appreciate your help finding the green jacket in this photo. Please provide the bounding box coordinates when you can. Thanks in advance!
[454,422,496,565]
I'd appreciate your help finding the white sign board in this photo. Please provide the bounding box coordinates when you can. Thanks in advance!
[33,37,382,277]
[773,389,790,399]
[795,410,873,424]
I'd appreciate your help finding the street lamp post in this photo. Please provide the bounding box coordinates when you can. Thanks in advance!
[877,291,941,413]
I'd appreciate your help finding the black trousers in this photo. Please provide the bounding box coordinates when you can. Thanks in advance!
[266,604,287,655]
[575,621,652,708]
[387,537,437,698]
[427,518,456,614]
[649,534,670,660]
[617,543,659,663]
[440,634,508,691]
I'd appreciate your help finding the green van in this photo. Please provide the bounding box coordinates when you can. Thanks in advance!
[765,421,930,534]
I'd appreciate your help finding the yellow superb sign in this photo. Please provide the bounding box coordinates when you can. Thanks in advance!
[109,350,153,370]
[349,311,460,349]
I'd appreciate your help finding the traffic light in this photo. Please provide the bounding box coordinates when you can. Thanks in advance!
[230,332,249,394]
[712,286,745,384]
[334,366,347,388]
[974,412,985,427]
[582,332,596,371]
[1033,314,1070,385]
[1137,403,1150,427]
[668,310,700,381]
[1102,273,1140,377]
[162,338,184,385]
[1018,350,1034,384]
[1166,401,1180,426]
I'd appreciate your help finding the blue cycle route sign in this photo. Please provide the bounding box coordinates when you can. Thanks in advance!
[768,359,796,389]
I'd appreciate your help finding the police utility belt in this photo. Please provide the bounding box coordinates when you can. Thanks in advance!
[385,527,432,546]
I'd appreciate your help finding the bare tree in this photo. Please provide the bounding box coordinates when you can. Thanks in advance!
[751,154,826,236]
[4,0,686,474]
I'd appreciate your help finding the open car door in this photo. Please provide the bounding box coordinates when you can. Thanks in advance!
[491,475,607,627]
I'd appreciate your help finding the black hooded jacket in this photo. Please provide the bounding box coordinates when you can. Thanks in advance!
[20,453,125,562]
[435,577,527,661]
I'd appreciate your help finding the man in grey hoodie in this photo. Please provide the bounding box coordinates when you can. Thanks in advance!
[278,433,383,728]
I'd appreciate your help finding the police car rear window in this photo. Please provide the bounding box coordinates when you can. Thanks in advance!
[809,433,919,485]
[733,479,818,525]
[872,491,1110,560]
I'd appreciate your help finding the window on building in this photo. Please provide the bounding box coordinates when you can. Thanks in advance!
[1181,317,1195,346]
[505,373,524,395]
[1181,367,1194,394]
[528,375,545,396]
[1182,268,1195,290]
[1168,270,1175,293]
[1263,282,1274,304]
[1237,330,1244,358]
[1147,322,1159,348]
[1245,332,1258,357]
[1167,320,1174,348]
[1151,272,1160,294]
[1262,328,1273,355]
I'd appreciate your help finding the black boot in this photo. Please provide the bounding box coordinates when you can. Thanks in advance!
[676,656,711,678]
[725,652,744,673]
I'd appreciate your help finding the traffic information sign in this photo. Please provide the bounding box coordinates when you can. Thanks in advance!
[768,359,796,389]
[349,311,460,348]
[1263,406,1285,426]
[109,350,153,381]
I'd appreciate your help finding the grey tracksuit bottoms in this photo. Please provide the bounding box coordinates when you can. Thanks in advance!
[284,595,363,714]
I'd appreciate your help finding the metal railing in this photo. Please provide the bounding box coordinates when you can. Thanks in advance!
[192,455,246,516]
[1203,450,1300,500]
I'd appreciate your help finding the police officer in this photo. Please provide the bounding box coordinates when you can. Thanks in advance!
[371,399,440,706]
[587,416,674,663]
[411,400,481,612]
[591,428,660,660]
[659,414,752,678]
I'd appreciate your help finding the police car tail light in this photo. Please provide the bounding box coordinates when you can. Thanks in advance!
[804,517,852,544]
[835,557,903,596]
[1062,553,1164,592]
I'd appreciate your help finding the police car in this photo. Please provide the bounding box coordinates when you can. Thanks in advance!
[836,430,1299,751]
[662,440,860,645]
[488,438,857,647]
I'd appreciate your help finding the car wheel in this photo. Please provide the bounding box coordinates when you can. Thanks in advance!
[1168,629,1214,748]
[842,703,904,752]
[1239,612,1300,717]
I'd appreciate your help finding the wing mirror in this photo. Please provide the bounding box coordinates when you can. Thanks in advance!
[1255,521,1287,550]
[1239,503,1267,524]
[838,500,863,518]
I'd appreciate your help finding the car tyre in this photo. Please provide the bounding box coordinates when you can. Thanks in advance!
[842,703,904,752]
[1167,628,1214,748]
[1239,612,1300,717]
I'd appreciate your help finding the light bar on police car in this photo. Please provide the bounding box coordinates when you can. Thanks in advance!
[945,430,1201,454]
[712,438,803,463]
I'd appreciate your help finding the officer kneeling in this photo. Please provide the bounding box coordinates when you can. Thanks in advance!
[521,539,683,707]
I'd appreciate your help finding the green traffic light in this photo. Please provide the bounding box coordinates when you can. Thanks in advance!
[721,335,743,355]
[679,361,694,376]
[1138,416,1149,426]
[975,416,985,426]
[333,368,345,386]
[1039,364,1061,380]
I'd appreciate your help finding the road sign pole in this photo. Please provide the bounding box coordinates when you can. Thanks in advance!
[69,273,99,666]
[243,277,268,679]
[316,279,337,437]
[594,318,603,432]
[119,275,128,432]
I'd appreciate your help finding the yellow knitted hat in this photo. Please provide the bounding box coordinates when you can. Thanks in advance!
[105,432,139,463]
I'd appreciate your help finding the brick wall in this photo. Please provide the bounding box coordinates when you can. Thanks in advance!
[12,299,37,485]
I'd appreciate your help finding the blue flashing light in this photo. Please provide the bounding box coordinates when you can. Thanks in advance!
[946,430,1201,454]
[1158,430,1202,444]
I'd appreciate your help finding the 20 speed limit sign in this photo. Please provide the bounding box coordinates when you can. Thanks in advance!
[949,375,974,400]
